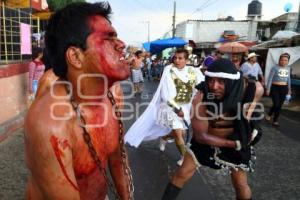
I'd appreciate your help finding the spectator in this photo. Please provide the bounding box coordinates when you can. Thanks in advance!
[231,53,243,70]
[131,50,145,94]
[151,59,163,80]
[145,52,152,81]
[28,47,45,96]
[265,53,292,126]
[240,52,265,85]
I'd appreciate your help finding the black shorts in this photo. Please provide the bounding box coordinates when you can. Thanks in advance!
[190,138,253,171]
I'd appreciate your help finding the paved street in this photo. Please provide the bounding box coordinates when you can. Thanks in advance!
[1,80,300,200]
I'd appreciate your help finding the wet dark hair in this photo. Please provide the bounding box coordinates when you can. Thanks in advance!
[45,2,112,78]
[175,48,189,59]
[279,53,290,63]
[135,50,143,57]
[32,46,43,60]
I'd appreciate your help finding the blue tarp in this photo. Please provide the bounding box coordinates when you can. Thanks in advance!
[142,37,187,54]
[143,42,151,52]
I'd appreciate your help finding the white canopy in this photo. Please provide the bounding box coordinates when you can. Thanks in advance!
[272,31,299,40]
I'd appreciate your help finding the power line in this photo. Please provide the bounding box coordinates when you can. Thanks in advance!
[191,0,212,15]
[186,0,220,20]
[201,0,220,10]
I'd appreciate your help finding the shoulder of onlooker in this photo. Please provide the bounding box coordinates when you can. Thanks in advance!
[29,61,37,67]
[241,62,248,67]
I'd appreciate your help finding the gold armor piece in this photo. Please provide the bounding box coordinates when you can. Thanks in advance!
[171,67,196,104]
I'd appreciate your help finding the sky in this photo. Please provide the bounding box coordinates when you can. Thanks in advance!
[87,0,300,46]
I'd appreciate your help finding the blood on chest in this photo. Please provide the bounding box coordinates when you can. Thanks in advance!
[72,111,121,179]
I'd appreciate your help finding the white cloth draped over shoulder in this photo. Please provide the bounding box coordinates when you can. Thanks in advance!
[124,64,205,147]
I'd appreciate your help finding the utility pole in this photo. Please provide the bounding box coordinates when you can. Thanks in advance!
[172,0,176,37]
[140,21,150,42]
[296,1,300,32]
[147,21,150,42]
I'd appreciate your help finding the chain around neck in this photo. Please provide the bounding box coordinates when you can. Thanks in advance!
[65,84,134,200]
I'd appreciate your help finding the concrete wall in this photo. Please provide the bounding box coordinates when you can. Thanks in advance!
[0,73,28,124]
[176,20,258,42]
[0,62,29,124]
[175,22,187,40]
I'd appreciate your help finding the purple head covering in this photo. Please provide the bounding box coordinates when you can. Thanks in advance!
[203,55,215,68]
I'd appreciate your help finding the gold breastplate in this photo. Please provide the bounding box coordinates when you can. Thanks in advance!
[171,67,197,104]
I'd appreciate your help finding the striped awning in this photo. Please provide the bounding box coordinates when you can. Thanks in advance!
[5,0,48,11]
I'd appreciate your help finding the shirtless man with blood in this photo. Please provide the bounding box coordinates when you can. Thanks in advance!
[25,2,133,200]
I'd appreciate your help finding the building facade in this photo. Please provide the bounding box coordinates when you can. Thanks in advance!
[176,20,258,43]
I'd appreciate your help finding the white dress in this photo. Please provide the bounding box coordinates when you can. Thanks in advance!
[124,64,204,147]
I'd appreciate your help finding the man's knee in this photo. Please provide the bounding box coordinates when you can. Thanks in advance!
[231,171,251,198]
[173,166,196,183]
[173,129,184,137]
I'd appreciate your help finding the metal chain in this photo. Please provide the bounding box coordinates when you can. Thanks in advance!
[69,88,134,200]
[75,107,121,200]
[107,90,134,200]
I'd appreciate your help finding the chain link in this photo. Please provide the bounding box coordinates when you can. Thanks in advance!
[107,91,134,200]
[70,88,134,200]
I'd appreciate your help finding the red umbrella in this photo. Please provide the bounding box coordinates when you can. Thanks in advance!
[218,42,248,53]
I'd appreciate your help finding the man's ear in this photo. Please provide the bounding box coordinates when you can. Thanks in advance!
[65,47,84,70]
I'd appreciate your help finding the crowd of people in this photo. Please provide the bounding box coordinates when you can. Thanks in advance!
[127,50,170,93]
[24,2,293,200]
